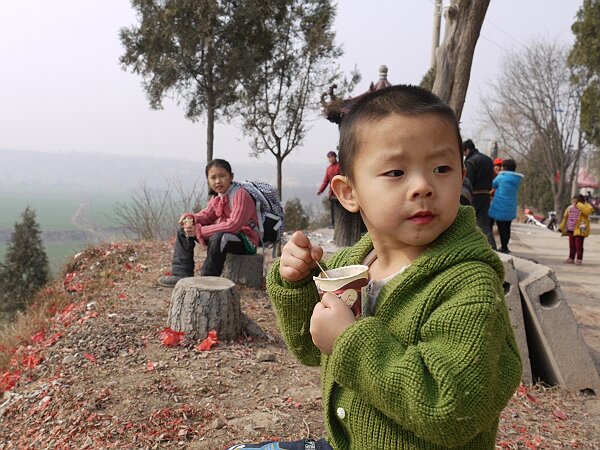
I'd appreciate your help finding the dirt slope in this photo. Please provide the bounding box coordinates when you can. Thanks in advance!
[0,239,599,449]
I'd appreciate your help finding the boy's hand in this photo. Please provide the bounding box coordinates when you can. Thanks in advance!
[310,293,355,355]
[279,231,323,282]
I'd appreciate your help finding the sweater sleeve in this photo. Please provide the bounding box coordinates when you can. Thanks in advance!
[193,199,218,225]
[318,171,329,194]
[266,259,323,366]
[200,188,256,238]
[328,262,522,447]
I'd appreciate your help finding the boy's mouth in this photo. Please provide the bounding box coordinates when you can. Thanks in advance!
[408,210,434,224]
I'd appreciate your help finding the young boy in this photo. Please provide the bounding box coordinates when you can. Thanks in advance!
[231,85,522,450]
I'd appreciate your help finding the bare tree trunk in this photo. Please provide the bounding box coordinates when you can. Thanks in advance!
[276,156,283,199]
[432,0,490,120]
[206,94,215,163]
[334,207,363,247]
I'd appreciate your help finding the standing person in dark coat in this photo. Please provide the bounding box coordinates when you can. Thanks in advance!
[463,139,496,250]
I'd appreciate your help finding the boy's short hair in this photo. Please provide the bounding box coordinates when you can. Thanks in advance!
[338,85,462,181]
[501,159,517,172]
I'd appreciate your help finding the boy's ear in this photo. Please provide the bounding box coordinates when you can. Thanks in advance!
[331,175,360,213]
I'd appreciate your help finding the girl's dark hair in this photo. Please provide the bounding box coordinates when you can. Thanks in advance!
[501,159,517,172]
[205,158,232,177]
[338,84,462,182]
[576,194,585,203]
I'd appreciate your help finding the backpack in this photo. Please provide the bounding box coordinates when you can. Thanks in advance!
[229,181,284,246]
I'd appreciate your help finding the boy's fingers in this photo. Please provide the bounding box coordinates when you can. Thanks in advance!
[310,245,324,263]
[290,230,311,248]
[320,293,343,309]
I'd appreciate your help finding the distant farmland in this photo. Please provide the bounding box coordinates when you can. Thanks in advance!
[0,186,127,276]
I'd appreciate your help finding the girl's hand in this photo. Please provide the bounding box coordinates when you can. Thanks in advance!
[179,214,195,237]
[279,231,323,282]
[310,293,355,355]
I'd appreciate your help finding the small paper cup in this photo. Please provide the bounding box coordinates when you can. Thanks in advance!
[313,264,369,317]
[182,217,194,237]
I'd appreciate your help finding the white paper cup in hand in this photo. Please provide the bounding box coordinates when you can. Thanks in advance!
[182,217,194,237]
[313,265,369,317]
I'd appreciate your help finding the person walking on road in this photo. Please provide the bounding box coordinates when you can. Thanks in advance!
[489,159,524,254]
[559,194,594,265]
[317,151,341,228]
[463,139,496,249]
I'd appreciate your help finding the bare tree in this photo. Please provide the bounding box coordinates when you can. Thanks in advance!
[432,0,490,120]
[481,40,586,213]
[237,0,352,198]
[113,179,205,240]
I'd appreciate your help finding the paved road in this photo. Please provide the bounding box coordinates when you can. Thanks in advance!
[507,222,600,369]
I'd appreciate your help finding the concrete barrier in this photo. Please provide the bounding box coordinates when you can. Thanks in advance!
[497,253,532,385]
[512,256,600,392]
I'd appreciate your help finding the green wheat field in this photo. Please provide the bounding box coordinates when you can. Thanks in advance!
[0,186,126,276]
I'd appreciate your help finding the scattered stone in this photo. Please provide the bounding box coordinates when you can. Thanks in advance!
[256,351,276,362]
[211,417,227,430]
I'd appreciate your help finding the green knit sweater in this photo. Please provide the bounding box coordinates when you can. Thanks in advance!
[266,207,522,449]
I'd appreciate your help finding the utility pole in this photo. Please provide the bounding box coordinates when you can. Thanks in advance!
[430,0,443,70]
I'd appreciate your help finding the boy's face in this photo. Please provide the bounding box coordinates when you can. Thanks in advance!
[349,113,463,251]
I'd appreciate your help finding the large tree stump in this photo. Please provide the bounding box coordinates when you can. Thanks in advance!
[334,208,365,247]
[167,277,265,341]
[222,253,265,288]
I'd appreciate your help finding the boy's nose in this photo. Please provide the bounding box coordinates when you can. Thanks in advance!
[409,177,433,199]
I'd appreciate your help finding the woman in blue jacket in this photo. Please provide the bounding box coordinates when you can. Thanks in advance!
[489,159,524,253]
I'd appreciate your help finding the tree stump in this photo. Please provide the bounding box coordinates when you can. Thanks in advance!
[167,277,265,341]
[222,253,265,288]
[334,208,365,247]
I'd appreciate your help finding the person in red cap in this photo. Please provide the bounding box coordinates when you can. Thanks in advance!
[317,151,341,227]
[493,158,503,178]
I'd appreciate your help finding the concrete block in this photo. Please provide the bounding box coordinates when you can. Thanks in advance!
[497,252,532,385]
[512,256,600,392]
[222,253,265,289]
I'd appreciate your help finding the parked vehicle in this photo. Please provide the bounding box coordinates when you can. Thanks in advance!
[524,209,546,229]
[545,211,559,232]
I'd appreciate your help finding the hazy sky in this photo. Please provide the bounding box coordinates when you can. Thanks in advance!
[0,1,580,166]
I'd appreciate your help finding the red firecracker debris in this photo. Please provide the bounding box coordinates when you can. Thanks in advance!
[0,370,21,393]
[195,330,218,351]
[83,353,97,364]
[553,408,568,420]
[31,331,46,344]
[159,328,184,347]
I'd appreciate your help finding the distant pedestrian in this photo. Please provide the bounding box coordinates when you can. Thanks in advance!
[493,158,503,178]
[317,151,341,228]
[463,139,496,249]
[489,159,524,254]
[559,194,594,265]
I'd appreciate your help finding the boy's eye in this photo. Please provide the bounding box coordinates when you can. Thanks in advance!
[433,166,451,174]
[384,169,404,177]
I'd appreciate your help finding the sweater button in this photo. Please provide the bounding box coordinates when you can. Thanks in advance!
[336,407,346,420]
